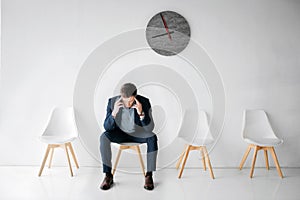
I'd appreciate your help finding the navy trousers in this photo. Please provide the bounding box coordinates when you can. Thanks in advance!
[100,129,158,173]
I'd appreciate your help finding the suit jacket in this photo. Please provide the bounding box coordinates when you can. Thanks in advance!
[103,95,154,133]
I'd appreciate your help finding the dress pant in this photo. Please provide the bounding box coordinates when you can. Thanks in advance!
[100,129,158,173]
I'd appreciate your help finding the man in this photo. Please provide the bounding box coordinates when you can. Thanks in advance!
[100,83,158,190]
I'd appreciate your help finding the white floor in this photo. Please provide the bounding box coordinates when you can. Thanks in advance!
[0,166,299,200]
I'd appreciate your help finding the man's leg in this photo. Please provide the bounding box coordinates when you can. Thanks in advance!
[126,131,158,172]
[100,130,129,173]
[99,133,113,174]
[126,131,158,190]
[99,129,128,190]
[129,132,158,172]
[145,134,158,173]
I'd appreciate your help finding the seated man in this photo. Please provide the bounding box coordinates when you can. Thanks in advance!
[100,83,158,190]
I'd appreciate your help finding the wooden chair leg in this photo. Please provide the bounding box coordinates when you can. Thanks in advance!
[264,149,269,170]
[200,147,207,171]
[239,145,251,170]
[64,143,73,177]
[135,146,146,176]
[68,143,79,169]
[269,147,283,178]
[176,147,186,170]
[250,146,258,178]
[178,145,191,178]
[48,147,54,168]
[112,148,122,175]
[38,145,51,176]
[203,146,215,179]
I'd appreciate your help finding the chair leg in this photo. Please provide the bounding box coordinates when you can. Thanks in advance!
[112,148,122,175]
[48,147,54,168]
[68,143,79,169]
[135,146,146,176]
[176,147,186,170]
[203,146,215,179]
[64,143,73,177]
[264,149,269,170]
[269,147,283,178]
[200,147,207,171]
[239,145,251,170]
[178,145,191,178]
[38,145,51,176]
[250,146,258,178]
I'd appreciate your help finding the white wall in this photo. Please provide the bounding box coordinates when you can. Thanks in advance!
[1,0,300,168]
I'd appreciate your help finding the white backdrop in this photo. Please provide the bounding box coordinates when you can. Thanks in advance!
[1,0,300,168]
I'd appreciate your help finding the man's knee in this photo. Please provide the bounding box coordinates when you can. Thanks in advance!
[100,131,111,143]
[147,134,158,142]
[146,134,158,149]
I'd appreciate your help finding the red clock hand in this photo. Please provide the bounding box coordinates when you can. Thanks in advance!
[160,13,172,41]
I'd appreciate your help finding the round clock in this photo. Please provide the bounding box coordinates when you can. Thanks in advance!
[146,11,191,56]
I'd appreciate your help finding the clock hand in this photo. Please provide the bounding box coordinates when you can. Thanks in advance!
[152,31,174,39]
[160,13,172,41]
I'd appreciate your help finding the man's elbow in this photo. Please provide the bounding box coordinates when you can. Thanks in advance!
[104,122,114,132]
[143,120,154,132]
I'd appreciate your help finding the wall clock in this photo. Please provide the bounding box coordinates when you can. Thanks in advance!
[146,11,191,56]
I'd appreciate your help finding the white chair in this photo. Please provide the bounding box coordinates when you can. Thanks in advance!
[239,110,283,178]
[38,107,79,177]
[112,143,145,176]
[176,110,215,179]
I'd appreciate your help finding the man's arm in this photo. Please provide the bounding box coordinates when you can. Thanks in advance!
[140,99,155,132]
[103,98,116,131]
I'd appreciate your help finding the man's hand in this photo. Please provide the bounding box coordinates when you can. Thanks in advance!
[132,97,143,116]
[112,98,124,118]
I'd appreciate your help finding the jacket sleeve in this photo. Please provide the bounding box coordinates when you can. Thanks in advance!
[103,98,116,131]
[140,99,155,132]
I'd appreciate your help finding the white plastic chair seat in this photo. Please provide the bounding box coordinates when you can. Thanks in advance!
[39,136,77,144]
[38,107,79,177]
[176,110,215,179]
[119,142,143,146]
[242,109,283,147]
[244,137,283,147]
[178,136,214,146]
[191,138,214,146]
[239,109,284,178]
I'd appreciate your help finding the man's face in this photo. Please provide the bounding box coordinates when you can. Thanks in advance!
[121,95,135,108]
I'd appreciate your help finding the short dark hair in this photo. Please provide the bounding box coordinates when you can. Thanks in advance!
[120,83,137,97]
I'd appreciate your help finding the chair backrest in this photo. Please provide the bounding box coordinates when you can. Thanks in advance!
[196,110,214,141]
[177,109,198,140]
[242,109,278,140]
[42,107,78,137]
[177,109,213,142]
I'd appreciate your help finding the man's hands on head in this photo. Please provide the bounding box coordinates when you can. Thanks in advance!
[112,96,144,119]
[112,98,124,118]
[132,97,144,116]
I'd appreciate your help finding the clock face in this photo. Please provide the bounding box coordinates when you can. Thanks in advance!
[146,11,191,56]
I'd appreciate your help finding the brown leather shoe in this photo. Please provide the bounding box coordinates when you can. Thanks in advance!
[144,174,154,190]
[100,175,113,190]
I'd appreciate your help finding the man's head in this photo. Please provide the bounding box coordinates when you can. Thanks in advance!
[120,83,137,108]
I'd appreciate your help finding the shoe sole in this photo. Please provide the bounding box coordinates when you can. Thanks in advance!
[144,185,154,190]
